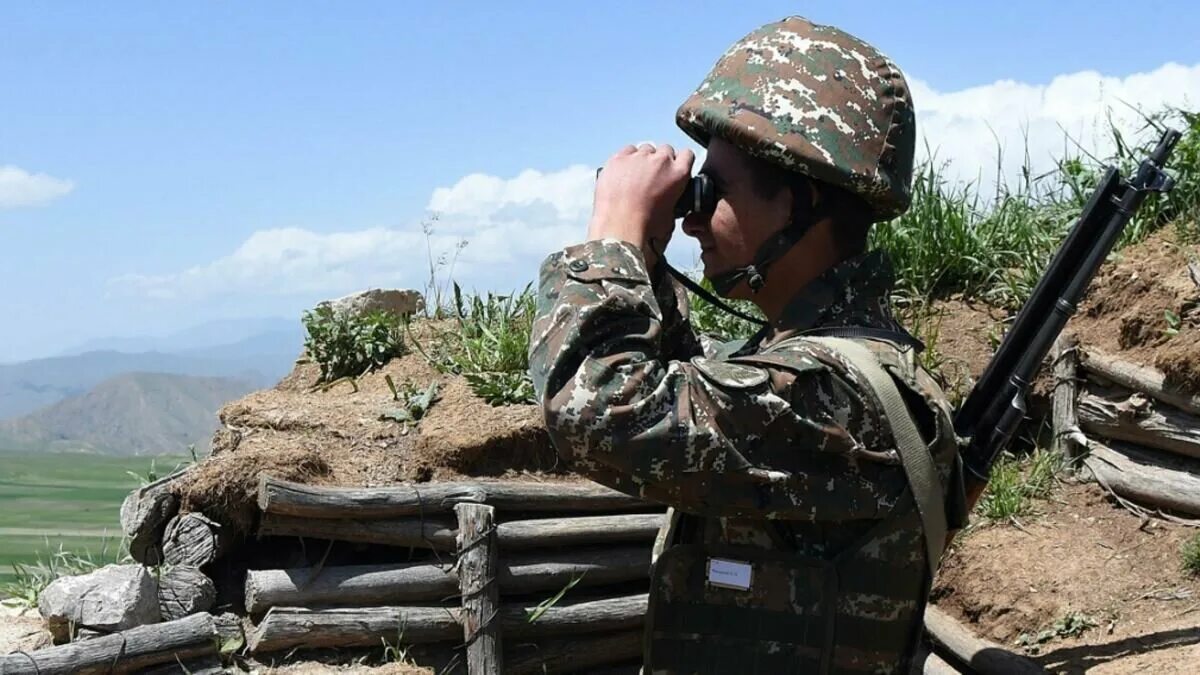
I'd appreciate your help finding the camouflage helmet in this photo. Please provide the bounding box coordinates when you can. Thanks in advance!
[676,16,916,221]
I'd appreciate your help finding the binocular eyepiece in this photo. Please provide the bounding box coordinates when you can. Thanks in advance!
[595,169,717,218]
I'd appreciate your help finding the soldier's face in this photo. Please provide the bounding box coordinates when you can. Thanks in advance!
[682,139,793,294]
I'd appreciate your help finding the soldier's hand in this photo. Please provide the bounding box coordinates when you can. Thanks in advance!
[588,143,695,271]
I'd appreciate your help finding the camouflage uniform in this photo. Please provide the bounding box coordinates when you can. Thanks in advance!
[530,16,959,675]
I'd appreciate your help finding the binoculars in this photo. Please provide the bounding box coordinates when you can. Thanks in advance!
[595,169,717,218]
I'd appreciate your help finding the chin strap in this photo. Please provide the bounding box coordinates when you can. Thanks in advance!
[706,222,814,297]
[648,177,824,328]
[650,237,768,326]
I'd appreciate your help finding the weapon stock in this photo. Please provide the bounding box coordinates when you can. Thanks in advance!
[953,128,1181,512]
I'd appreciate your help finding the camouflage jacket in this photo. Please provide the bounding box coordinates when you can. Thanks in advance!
[529,240,958,674]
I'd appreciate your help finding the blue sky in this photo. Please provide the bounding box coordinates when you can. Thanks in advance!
[3,1,1199,362]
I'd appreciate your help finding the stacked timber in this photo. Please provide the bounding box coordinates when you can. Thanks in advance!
[244,476,663,672]
[1053,337,1200,518]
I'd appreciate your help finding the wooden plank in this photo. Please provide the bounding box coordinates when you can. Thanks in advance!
[258,475,648,518]
[245,546,651,613]
[924,605,1045,675]
[496,513,663,550]
[455,503,502,674]
[256,512,660,552]
[257,513,458,551]
[1078,383,1200,459]
[507,629,643,675]
[1081,347,1200,417]
[1084,438,1200,516]
[0,613,218,675]
[247,594,647,654]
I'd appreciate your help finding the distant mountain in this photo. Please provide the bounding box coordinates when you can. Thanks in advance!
[60,317,301,355]
[0,326,303,421]
[0,372,258,456]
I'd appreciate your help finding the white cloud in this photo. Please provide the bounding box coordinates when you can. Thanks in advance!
[114,61,1200,301]
[911,62,1200,187]
[0,165,75,208]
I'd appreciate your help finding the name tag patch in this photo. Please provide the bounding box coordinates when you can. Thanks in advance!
[707,558,753,591]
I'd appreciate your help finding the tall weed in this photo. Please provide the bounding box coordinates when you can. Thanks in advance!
[415,284,538,406]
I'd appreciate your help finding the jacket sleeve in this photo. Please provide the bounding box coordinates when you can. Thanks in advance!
[528,239,909,521]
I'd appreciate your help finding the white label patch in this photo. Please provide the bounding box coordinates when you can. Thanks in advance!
[707,558,753,591]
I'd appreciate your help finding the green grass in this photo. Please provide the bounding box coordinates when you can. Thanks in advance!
[977,447,1065,521]
[413,283,538,406]
[0,451,188,593]
[873,108,1200,309]
[1181,532,1200,576]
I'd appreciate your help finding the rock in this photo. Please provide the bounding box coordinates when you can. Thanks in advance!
[317,289,424,319]
[157,566,216,621]
[38,564,160,643]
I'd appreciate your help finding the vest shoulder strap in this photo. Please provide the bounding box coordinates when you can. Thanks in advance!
[804,336,946,578]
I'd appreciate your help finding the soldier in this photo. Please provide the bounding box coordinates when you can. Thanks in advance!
[529,16,963,674]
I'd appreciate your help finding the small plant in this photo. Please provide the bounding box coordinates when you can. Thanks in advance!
[380,377,441,434]
[421,214,469,319]
[414,283,537,406]
[1164,309,1182,337]
[1181,532,1200,576]
[125,458,161,487]
[978,454,1025,521]
[302,306,407,383]
[977,447,1064,521]
[1016,610,1098,650]
[526,573,584,624]
[381,626,416,665]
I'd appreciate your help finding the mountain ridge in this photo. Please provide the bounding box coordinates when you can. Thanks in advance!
[0,372,259,456]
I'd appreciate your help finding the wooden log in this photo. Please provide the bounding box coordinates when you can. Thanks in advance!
[257,512,659,552]
[120,468,188,564]
[247,594,647,654]
[910,641,965,675]
[455,503,502,674]
[924,606,1046,675]
[1051,334,1082,462]
[496,513,663,550]
[258,475,648,518]
[157,565,216,621]
[507,629,643,675]
[1077,384,1200,459]
[0,613,218,675]
[162,512,230,567]
[1080,347,1200,417]
[1083,439,1200,516]
[504,593,645,639]
[257,513,458,550]
[245,545,651,612]
[248,606,460,653]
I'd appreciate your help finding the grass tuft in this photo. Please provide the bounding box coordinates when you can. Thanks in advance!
[1,539,130,609]
[413,283,537,406]
[978,447,1064,522]
[1181,533,1200,576]
[302,306,407,383]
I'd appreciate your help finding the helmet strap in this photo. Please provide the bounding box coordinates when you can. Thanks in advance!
[708,177,823,297]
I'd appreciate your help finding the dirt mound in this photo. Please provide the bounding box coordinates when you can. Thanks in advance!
[1076,229,1200,390]
[934,482,1200,673]
[174,329,556,536]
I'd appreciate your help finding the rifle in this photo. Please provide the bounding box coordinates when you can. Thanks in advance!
[953,127,1182,513]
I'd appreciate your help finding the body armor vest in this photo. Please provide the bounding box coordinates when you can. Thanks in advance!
[645,337,962,674]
